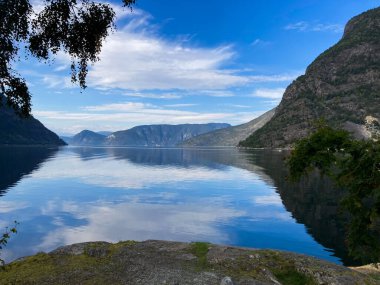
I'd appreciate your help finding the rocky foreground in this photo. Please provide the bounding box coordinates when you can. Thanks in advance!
[0,240,379,285]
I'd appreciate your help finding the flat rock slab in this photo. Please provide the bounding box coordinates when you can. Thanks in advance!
[0,240,378,285]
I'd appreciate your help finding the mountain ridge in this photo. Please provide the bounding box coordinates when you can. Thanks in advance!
[64,123,231,147]
[180,108,276,147]
[240,7,380,148]
[105,123,231,147]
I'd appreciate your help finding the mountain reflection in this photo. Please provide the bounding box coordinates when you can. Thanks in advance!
[69,147,274,184]
[0,147,58,196]
[0,147,356,265]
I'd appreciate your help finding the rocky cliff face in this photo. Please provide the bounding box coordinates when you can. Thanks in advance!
[180,108,275,147]
[240,8,380,147]
[0,97,65,146]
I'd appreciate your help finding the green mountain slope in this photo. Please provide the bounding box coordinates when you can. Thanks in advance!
[0,98,65,146]
[240,7,380,148]
[180,108,275,147]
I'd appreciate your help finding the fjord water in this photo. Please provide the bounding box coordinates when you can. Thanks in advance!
[0,147,353,265]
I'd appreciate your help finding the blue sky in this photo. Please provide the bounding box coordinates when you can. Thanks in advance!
[22,0,380,135]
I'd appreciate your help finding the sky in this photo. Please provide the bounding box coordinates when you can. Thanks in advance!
[20,0,380,135]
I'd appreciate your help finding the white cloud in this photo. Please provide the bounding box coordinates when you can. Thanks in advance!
[42,75,75,89]
[251,88,286,99]
[311,24,344,33]
[228,104,252,108]
[198,90,236,97]
[30,3,301,96]
[29,1,302,96]
[251,39,271,47]
[82,102,154,112]
[285,21,343,33]
[164,104,197,108]
[85,11,248,91]
[124,92,182,99]
[107,3,146,20]
[249,73,300,83]
[285,21,309,31]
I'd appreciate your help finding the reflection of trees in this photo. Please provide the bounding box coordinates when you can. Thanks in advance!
[245,150,359,266]
[287,126,380,265]
[0,147,58,196]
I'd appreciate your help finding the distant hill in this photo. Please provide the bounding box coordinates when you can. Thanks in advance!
[69,130,106,146]
[61,131,110,145]
[96,131,112,136]
[240,7,380,148]
[64,123,231,147]
[180,109,275,147]
[0,97,65,146]
[105,123,231,147]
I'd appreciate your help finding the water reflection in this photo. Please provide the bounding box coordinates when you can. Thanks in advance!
[0,147,58,196]
[0,147,352,265]
[248,150,355,265]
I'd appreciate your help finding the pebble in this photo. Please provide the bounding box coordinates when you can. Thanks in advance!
[220,276,234,285]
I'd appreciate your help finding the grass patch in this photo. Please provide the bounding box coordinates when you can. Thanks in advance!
[274,267,316,285]
[368,273,380,281]
[0,252,103,284]
[189,242,210,269]
[0,241,141,284]
[109,240,137,254]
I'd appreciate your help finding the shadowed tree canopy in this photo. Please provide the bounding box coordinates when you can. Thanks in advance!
[0,0,136,116]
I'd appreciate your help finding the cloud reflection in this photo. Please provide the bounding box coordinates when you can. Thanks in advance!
[0,201,28,213]
[37,199,245,252]
[253,195,283,206]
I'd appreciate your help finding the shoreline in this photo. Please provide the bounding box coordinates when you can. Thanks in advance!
[1,240,378,284]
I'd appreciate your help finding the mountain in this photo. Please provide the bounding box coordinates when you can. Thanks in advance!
[69,130,106,146]
[240,8,380,148]
[104,123,231,147]
[97,131,112,136]
[61,131,111,145]
[180,109,275,147]
[0,97,65,145]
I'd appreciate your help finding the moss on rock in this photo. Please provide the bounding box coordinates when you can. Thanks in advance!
[0,240,377,285]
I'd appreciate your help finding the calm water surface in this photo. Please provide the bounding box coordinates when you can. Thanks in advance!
[0,147,353,265]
